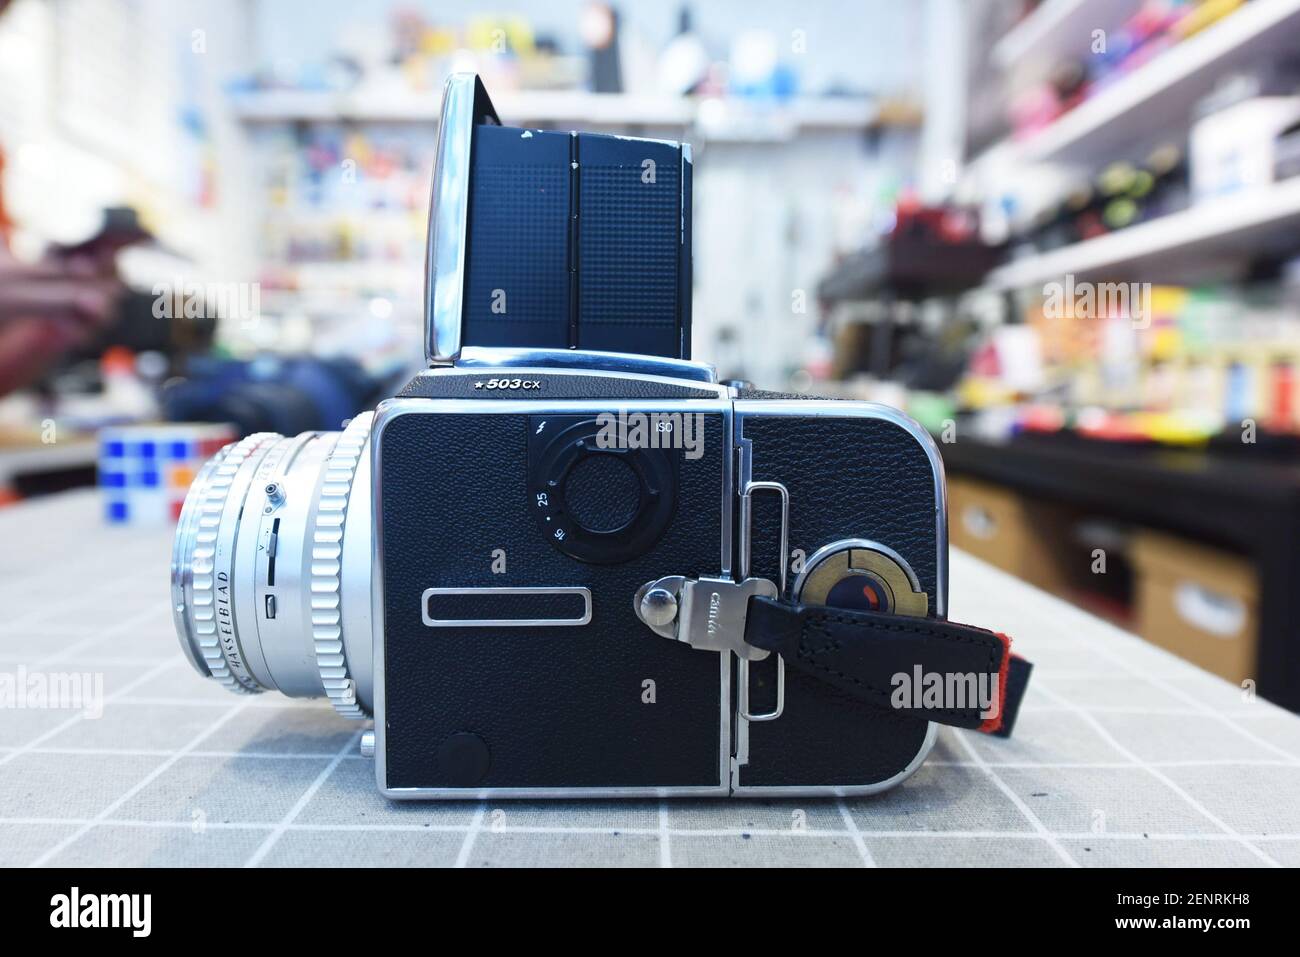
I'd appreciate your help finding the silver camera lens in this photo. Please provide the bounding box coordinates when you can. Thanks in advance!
[170,412,375,718]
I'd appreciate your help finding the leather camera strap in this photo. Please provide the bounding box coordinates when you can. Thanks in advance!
[744,596,1032,737]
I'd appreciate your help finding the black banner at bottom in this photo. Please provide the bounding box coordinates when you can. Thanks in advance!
[0,866,1283,942]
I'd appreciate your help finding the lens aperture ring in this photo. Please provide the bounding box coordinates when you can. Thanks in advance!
[310,413,373,718]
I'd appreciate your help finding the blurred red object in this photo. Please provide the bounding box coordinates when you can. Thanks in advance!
[0,148,12,245]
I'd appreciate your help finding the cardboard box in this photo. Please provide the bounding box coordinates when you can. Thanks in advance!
[1131,531,1259,684]
[947,475,1073,594]
[948,475,1025,572]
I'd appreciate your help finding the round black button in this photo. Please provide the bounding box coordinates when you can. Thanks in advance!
[437,732,491,787]
[563,453,642,533]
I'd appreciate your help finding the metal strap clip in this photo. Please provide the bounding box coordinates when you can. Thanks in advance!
[633,480,791,721]
[634,575,777,658]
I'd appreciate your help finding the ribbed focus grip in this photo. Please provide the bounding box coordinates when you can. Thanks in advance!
[744,597,1031,736]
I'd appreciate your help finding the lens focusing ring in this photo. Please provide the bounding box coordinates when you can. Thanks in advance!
[310,413,373,718]
[172,432,281,693]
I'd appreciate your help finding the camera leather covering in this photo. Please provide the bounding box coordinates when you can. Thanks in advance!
[379,409,727,791]
[736,408,940,789]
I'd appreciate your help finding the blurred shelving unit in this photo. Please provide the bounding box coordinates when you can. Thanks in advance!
[229,89,915,138]
[941,431,1300,710]
[988,176,1300,287]
[939,0,1300,712]
[226,84,922,384]
[1003,0,1300,167]
[0,439,98,497]
[993,0,1139,81]
[233,89,690,126]
[970,0,1300,292]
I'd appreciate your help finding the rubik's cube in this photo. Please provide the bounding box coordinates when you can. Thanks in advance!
[99,423,235,525]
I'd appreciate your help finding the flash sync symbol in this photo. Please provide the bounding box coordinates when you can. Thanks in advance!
[475,378,542,390]
[535,421,547,434]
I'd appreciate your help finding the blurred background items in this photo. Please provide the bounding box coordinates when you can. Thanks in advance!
[2,0,1300,708]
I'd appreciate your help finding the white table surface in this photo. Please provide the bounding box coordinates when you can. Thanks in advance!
[2,489,1299,868]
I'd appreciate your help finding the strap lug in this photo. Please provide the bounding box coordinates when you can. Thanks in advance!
[634,575,777,660]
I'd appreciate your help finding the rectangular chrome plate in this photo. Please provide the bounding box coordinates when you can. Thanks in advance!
[420,586,593,627]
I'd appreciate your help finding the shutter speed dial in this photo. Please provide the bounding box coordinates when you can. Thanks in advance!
[527,415,677,564]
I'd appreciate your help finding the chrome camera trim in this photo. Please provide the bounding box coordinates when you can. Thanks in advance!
[425,74,500,366]
[455,346,716,383]
[420,586,593,628]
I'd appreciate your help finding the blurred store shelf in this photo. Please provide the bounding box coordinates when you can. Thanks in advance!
[230,89,916,137]
[987,176,1300,288]
[993,0,1136,74]
[0,439,97,492]
[942,430,1300,710]
[1004,0,1300,167]
[234,88,683,125]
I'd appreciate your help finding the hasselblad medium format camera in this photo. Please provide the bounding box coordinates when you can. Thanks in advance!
[170,75,1031,798]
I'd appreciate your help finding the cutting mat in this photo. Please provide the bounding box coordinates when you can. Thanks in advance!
[2,490,1299,867]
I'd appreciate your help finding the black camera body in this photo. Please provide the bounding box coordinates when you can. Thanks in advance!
[361,74,1028,799]
[372,354,946,796]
